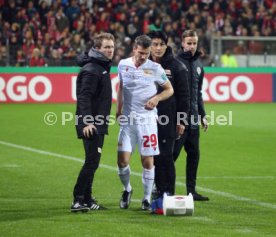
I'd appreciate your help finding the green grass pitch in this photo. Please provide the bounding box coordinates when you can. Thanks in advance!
[0,103,275,237]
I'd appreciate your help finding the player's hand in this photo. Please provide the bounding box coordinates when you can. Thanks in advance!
[201,117,208,132]
[83,124,97,138]
[145,96,159,110]
[176,124,185,138]
[116,111,122,120]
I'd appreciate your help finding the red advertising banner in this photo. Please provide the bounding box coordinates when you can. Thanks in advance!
[0,73,119,103]
[203,73,272,102]
[0,72,272,103]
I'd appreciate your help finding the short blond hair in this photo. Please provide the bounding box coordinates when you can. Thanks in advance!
[93,33,115,48]
[182,30,198,40]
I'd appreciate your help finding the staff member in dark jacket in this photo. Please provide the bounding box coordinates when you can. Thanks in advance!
[148,31,190,197]
[71,32,115,212]
[173,29,209,201]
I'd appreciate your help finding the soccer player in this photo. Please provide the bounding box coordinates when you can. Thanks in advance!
[116,35,174,210]
[71,33,115,212]
[173,30,209,201]
[148,30,190,198]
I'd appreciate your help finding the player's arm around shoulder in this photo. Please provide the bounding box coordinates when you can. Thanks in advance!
[145,63,173,110]
[145,80,174,110]
[156,63,174,101]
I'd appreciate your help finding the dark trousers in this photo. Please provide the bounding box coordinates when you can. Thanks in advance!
[173,128,200,194]
[154,138,176,195]
[73,134,104,203]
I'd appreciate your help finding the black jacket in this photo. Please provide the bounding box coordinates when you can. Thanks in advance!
[177,50,206,129]
[75,48,112,138]
[150,47,190,139]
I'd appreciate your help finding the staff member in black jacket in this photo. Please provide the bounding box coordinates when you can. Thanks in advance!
[71,33,115,212]
[174,29,209,201]
[148,31,190,197]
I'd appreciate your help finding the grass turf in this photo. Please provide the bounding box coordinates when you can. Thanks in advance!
[0,103,275,237]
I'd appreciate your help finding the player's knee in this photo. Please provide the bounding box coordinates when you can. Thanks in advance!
[117,159,129,168]
[142,162,154,169]
[118,165,130,175]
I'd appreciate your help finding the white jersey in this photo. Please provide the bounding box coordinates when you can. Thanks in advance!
[118,57,168,122]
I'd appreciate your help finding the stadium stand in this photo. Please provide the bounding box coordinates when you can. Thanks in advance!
[0,0,275,66]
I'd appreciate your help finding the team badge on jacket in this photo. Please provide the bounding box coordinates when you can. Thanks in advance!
[197,67,201,75]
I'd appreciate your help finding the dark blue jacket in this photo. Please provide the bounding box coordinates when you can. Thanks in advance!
[177,50,206,129]
[151,46,190,139]
[75,48,112,137]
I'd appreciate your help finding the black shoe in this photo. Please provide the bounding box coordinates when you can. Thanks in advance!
[91,196,98,204]
[141,199,151,211]
[119,190,133,209]
[70,201,90,212]
[191,192,209,201]
[84,196,98,205]
[85,201,107,210]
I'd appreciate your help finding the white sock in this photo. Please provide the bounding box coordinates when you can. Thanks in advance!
[118,165,132,192]
[142,167,155,201]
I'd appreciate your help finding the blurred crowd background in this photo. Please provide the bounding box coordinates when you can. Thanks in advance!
[0,0,275,67]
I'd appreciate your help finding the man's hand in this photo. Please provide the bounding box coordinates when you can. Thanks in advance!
[116,111,122,120]
[201,117,208,132]
[176,124,185,138]
[83,124,97,138]
[145,96,159,110]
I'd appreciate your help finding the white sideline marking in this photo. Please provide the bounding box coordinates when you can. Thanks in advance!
[175,181,276,209]
[1,164,21,168]
[1,140,276,210]
[176,176,275,180]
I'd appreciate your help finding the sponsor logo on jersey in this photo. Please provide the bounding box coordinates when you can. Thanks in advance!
[143,69,153,75]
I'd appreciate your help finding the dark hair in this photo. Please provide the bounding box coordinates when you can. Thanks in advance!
[147,31,168,44]
[182,30,198,40]
[93,32,115,48]
[134,35,152,48]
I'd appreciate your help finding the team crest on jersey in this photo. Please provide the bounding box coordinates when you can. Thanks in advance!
[125,66,129,72]
[143,69,153,75]
[165,69,171,75]
[197,67,201,75]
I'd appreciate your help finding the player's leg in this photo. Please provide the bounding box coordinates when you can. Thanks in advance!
[117,125,136,208]
[83,135,105,208]
[184,128,199,194]
[154,137,175,197]
[140,155,155,210]
[153,153,166,198]
[117,151,132,192]
[72,135,104,212]
[138,123,159,210]
[161,138,176,195]
[184,128,209,201]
